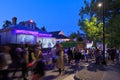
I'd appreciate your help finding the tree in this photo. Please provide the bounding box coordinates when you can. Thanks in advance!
[79,0,120,24]
[78,0,104,44]
[83,16,103,42]
[69,31,83,42]
[106,14,120,47]
[78,0,120,47]
[2,20,11,29]
[40,26,47,31]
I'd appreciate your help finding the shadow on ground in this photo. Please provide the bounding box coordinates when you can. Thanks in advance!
[86,62,106,72]
[43,75,56,80]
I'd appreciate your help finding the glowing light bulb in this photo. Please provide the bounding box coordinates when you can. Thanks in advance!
[30,20,33,23]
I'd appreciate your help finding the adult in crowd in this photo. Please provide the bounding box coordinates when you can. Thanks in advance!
[0,46,12,80]
[56,43,65,76]
[94,47,101,65]
[22,44,29,80]
[32,45,45,80]
[67,47,73,64]
[51,45,57,68]
[12,47,23,77]
[74,47,81,65]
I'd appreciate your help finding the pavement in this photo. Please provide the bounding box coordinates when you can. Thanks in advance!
[43,64,76,80]
[8,60,120,80]
[75,61,120,80]
[8,64,76,80]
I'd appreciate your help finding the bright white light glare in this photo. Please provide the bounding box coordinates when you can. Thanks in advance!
[98,3,102,7]
[30,20,33,23]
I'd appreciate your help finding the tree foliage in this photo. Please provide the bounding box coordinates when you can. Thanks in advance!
[83,16,103,42]
[106,14,120,47]
[78,0,120,47]
[69,31,83,42]
[40,26,47,31]
[79,0,120,23]
[2,20,11,29]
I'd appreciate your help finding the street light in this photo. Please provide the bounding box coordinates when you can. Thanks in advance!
[98,1,106,65]
[98,3,102,7]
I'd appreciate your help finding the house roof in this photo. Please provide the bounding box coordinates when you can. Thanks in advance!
[49,31,69,39]
[55,34,69,39]
[49,31,61,35]
[0,24,50,34]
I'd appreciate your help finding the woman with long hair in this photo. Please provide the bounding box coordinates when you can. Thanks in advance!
[56,43,65,76]
[31,47,45,80]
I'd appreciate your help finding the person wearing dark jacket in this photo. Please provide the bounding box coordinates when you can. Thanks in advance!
[67,48,73,64]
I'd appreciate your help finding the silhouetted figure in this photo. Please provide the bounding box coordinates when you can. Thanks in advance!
[67,47,73,64]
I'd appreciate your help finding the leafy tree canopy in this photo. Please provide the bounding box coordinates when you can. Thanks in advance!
[69,31,83,42]
[106,14,120,47]
[2,20,11,29]
[40,26,47,31]
[78,0,120,47]
[83,16,103,42]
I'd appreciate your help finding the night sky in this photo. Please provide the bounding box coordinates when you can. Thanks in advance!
[0,0,84,36]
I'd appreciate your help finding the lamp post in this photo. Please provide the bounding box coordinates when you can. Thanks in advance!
[98,0,106,65]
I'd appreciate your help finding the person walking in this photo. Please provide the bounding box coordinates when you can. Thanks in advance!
[21,44,29,80]
[56,43,65,76]
[51,45,57,68]
[67,47,73,64]
[31,46,45,80]
[0,46,12,80]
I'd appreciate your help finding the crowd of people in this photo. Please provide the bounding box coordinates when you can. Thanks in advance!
[0,42,120,80]
[66,46,120,65]
[0,43,45,80]
[0,42,65,80]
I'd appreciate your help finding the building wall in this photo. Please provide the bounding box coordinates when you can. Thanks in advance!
[0,30,17,44]
[0,30,56,48]
[37,37,56,48]
[0,31,7,44]
[16,34,36,44]
[9,30,17,44]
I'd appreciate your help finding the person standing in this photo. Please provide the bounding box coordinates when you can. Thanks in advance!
[51,45,57,68]
[118,47,120,64]
[22,44,29,80]
[12,47,23,77]
[67,47,73,64]
[116,48,119,63]
[0,46,12,80]
[32,47,45,80]
[56,43,65,76]
[94,47,100,65]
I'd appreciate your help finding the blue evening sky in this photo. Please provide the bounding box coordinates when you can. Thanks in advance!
[0,0,84,36]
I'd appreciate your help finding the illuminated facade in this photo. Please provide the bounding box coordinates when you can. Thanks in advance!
[0,17,56,48]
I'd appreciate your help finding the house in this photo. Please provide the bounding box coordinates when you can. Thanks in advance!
[0,17,56,48]
[49,31,70,43]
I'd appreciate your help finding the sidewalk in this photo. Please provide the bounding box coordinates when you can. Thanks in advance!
[8,64,76,80]
[8,61,120,80]
[43,65,76,80]
[75,61,120,80]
